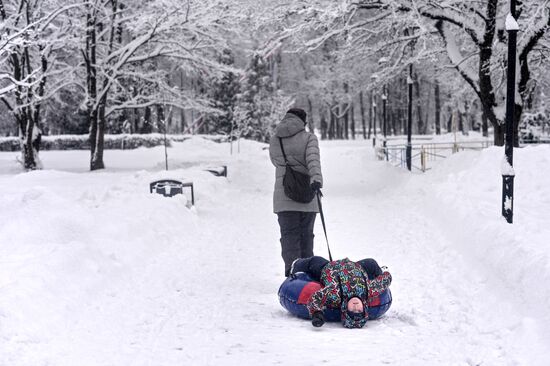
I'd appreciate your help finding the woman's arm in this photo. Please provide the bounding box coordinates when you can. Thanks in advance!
[305,134,323,186]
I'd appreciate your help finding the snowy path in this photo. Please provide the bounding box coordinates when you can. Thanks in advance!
[1,139,548,365]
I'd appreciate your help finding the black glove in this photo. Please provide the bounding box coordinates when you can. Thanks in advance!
[310,181,322,194]
[311,312,325,327]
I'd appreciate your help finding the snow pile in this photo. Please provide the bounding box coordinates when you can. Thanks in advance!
[506,13,519,31]
[0,134,230,152]
[413,144,550,354]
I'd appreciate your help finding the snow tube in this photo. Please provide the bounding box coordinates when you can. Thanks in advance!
[278,272,392,321]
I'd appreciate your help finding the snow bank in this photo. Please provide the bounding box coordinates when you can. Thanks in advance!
[414,145,550,336]
[0,134,229,152]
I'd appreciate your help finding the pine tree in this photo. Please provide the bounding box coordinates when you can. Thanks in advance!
[235,53,290,142]
[207,49,240,134]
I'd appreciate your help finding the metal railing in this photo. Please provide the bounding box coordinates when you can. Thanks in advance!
[376,139,494,172]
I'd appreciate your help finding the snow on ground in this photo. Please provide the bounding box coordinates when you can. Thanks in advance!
[0,137,549,365]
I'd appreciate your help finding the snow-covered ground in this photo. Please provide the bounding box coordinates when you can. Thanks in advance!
[1,137,549,365]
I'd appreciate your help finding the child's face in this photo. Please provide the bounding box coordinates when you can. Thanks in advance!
[346,297,364,313]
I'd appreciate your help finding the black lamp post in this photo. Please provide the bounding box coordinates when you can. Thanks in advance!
[502,1,518,223]
[382,86,388,160]
[377,57,389,157]
[406,64,413,171]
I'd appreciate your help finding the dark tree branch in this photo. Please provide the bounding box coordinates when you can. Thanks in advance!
[518,7,550,108]
[353,1,482,45]
[1,97,13,111]
[434,20,481,99]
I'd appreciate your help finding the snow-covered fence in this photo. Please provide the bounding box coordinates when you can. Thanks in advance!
[0,134,229,152]
[379,140,494,172]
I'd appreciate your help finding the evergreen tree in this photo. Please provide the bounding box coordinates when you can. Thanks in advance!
[207,49,240,134]
[235,53,290,142]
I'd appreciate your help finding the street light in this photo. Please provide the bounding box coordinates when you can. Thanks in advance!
[502,1,519,223]
[382,86,388,160]
[378,57,389,160]
[406,65,413,171]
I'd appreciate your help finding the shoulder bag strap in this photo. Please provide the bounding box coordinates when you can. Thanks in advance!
[278,137,289,165]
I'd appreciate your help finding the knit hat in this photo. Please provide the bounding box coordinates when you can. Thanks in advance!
[287,108,307,124]
[341,297,368,329]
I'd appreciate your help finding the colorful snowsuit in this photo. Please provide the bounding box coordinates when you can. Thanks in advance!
[306,258,392,328]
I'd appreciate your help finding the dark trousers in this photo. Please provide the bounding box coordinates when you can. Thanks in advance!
[356,258,384,280]
[290,256,328,282]
[292,256,383,281]
[277,211,317,276]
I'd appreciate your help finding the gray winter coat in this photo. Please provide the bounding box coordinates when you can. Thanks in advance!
[269,113,323,213]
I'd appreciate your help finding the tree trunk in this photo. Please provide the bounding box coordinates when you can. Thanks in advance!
[320,106,327,140]
[166,107,173,132]
[86,4,100,168]
[359,91,366,139]
[180,71,186,133]
[513,103,522,147]
[350,100,356,140]
[335,106,341,139]
[22,115,38,170]
[434,80,441,135]
[343,104,349,139]
[394,110,398,136]
[367,92,372,139]
[424,83,431,134]
[157,104,165,132]
[10,52,41,169]
[446,104,453,132]
[494,123,504,146]
[343,83,349,139]
[328,106,335,140]
[91,101,106,171]
[414,76,424,134]
[90,0,119,170]
[463,101,470,136]
[306,96,314,133]
[180,108,186,133]
[435,5,505,144]
[478,1,501,144]
[399,108,407,135]
[481,111,489,137]
[373,97,377,138]
[142,106,152,133]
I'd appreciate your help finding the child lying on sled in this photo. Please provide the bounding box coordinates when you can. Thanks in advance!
[290,256,392,329]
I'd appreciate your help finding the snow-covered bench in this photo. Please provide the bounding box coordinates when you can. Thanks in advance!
[149,179,194,205]
[205,165,227,177]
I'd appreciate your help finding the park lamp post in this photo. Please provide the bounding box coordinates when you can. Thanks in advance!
[502,2,519,223]
[382,87,388,160]
[378,57,389,161]
[406,64,413,171]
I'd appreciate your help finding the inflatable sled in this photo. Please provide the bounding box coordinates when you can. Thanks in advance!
[278,273,392,321]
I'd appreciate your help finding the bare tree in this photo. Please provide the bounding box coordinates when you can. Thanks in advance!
[77,0,236,170]
[1,0,81,169]
[262,0,550,145]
